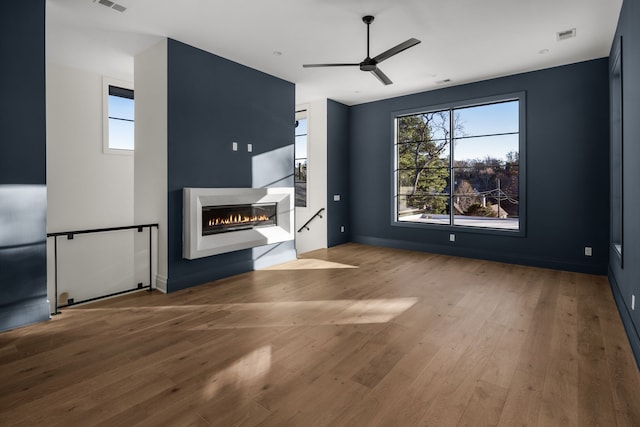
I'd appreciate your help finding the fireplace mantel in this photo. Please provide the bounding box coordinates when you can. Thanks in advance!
[183,187,294,259]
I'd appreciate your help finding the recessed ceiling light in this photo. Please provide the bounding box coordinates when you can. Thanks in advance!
[273,51,283,56]
[557,28,576,41]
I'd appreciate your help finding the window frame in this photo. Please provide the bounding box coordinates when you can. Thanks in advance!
[391,91,526,236]
[102,77,134,155]
[610,36,623,266]
[294,109,309,208]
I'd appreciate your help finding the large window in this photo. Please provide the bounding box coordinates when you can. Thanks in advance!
[103,78,134,154]
[295,110,308,207]
[394,94,524,232]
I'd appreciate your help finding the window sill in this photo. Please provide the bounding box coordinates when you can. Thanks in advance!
[392,218,525,237]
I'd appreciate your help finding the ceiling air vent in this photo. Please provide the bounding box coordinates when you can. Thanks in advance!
[556,28,576,41]
[94,0,127,12]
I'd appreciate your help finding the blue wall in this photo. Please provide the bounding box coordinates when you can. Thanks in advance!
[349,59,610,275]
[0,0,50,331]
[166,39,296,292]
[327,99,350,247]
[0,1,46,185]
[609,0,640,365]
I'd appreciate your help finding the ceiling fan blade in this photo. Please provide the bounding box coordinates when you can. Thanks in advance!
[371,67,393,85]
[303,63,360,68]
[373,38,421,63]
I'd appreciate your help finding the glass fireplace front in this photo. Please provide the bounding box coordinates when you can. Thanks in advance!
[202,203,277,236]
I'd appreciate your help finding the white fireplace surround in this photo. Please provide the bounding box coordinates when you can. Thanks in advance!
[183,187,294,259]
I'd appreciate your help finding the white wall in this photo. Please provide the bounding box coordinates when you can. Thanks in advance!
[295,99,328,254]
[46,62,134,230]
[46,62,136,310]
[134,39,168,291]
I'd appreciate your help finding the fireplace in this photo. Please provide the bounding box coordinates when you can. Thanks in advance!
[202,203,277,235]
[183,187,294,259]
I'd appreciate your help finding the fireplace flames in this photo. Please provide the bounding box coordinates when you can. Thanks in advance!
[208,214,270,227]
[202,203,277,236]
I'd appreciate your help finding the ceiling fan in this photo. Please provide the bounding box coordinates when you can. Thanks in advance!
[303,15,421,85]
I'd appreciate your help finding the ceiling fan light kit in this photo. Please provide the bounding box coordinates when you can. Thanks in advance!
[303,15,421,85]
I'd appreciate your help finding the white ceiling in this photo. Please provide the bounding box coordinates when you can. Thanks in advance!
[46,0,622,106]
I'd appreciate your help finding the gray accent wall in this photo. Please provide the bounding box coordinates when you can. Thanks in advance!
[609,0,640,366]
[0,1,50,331]
[349,59,610,275]
[327,99,350,247]
[166,39,296,292]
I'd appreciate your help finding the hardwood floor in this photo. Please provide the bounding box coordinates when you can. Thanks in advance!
[1,243,639,426]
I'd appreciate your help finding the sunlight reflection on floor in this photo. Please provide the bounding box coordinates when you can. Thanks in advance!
[203,345,272,400]
[189,297,419,329]
[263,258,358,270]
[71,298,420,329]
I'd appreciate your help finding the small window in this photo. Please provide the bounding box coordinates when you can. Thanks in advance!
[394,93,524,233]
[295,110,308,207]
[103,78,134,154]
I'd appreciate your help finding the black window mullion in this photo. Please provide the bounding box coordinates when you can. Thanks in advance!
[396,121,400,212]
[108,117,134,123]
[454,131,518,140]
[449,108,455,226]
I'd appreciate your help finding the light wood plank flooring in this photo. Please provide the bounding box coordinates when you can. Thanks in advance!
[1,243,639,426]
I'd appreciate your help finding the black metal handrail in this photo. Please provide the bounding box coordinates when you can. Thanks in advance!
[47,223,159,314]
[298,208,325,232]
[47,223,159,238]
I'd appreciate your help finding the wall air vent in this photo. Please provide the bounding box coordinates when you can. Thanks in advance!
[556,28,576,41]
[94,0,127,12]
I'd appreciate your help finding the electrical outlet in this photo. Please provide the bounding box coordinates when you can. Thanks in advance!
[334,194,341,201]
[632,294,635,311]
[247,143,253,152]
[584,246,592,256]
[232,142,238,151]
[449,233,455,242]
[340,225,345,233]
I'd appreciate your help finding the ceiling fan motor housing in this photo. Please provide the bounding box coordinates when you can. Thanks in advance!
[360,59,377,71]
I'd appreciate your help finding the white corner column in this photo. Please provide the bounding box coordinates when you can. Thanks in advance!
[134,39,168,291]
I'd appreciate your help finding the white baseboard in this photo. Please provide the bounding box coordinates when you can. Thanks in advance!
[155,275,168,293]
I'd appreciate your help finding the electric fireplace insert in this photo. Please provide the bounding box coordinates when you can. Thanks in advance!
[201,203,277,235]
